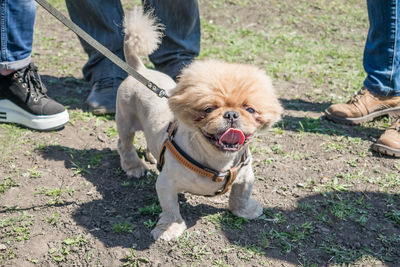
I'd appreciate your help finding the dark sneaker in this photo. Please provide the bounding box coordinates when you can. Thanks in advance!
[325,87,400,125]
[0,63,69,131]
[86,77,123,115]
[372,119,400,157]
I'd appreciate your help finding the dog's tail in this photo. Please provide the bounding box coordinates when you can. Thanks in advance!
[123,6,164,70]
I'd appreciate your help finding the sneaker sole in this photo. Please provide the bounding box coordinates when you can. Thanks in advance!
[372,143,400,158]
[324,107,400,125]
[0,99,69,131]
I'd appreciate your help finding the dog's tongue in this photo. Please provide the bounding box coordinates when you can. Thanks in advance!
[218,128,245,145]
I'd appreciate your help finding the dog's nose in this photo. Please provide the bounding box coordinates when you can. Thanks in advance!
[223,111,239,121]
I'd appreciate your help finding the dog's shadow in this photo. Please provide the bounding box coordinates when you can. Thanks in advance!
[37,145,216,250]
[37,145,400,265]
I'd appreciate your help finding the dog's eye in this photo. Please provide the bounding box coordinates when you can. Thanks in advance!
[204,107,216,113]
[246,107,256,113]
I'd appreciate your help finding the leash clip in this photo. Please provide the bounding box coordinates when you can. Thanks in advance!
[158,89,168,98]
[147,81,169,99]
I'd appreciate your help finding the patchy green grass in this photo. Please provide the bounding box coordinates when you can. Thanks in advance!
[200,0,366,103]
[0,177,19,195]
[138,202,162,216]
[43,212,60,225]
[122,248,150,267]
[112,220,133,234]
[0,212,34,242]
[202,211,249,230]
[385,210,400,225]
[48,235,88,263]
[0,125,33,163]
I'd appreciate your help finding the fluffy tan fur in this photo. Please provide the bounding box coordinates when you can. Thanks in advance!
[169,60,282,139]
[116,7,283,241]
[123,7,164,69]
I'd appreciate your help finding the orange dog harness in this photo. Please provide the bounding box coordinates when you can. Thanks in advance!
[157,122,250,196]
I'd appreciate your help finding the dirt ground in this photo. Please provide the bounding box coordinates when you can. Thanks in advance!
[1,1,399,266]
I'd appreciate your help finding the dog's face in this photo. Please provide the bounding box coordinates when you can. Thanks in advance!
[168,60,282,153]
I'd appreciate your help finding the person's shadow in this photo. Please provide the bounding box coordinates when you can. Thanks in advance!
[34,145,400,266]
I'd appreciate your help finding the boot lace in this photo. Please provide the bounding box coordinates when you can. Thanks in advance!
[348,88,367,104]
[17,63,48,103]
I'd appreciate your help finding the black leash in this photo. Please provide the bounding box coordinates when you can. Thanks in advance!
[35,0,169,99]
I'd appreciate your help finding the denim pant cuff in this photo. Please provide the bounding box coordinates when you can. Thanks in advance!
[0,56,31,72]
[364,78,400,97]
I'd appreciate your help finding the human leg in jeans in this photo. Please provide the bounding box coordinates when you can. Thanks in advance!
[65,0,200,114]
[0,0,68,130]
[143,0,200,80]
[325,0,400,157]
[65,0,127,115]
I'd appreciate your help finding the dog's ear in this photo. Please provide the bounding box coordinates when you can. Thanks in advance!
[242,72,283,131]
[256,103,283,131]
[168,81,200,125]
[168,60,207,124]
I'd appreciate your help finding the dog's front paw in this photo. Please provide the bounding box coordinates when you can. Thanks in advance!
[125,166,146,178]
[151,221,187,241]
[230,198,263,220]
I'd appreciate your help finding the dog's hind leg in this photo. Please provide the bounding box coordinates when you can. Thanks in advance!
[116,113,148,178]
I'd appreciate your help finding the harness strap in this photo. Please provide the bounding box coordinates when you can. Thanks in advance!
[157,122,250,196]
[217,166,239,195]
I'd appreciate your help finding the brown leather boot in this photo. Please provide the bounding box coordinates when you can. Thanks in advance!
[372,119,400,157]
[325,87,400,125]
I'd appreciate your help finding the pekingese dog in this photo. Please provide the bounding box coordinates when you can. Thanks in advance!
[116,7,283,241]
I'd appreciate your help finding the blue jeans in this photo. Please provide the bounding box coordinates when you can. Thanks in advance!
[364,0,400,96]
[65,0,127,85]
[65,0,200,83]
[0,0,36,71]
[0,0,200,82]
[143,0,200,80]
